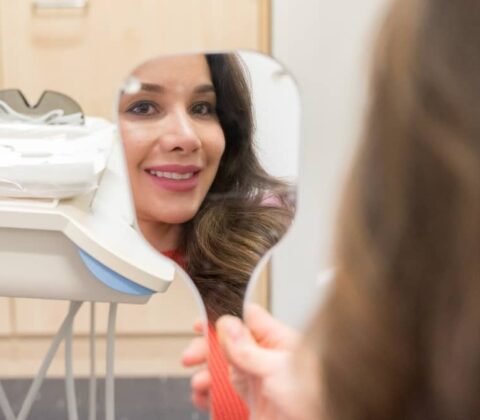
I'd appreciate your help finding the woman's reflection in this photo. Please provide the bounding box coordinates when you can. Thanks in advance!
[119,53,294,320]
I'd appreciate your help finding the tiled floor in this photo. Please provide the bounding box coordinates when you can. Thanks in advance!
[1,377,209,419]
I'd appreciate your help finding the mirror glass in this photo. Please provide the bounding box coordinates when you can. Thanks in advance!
[118,51,299,318]
[116,51,300,414]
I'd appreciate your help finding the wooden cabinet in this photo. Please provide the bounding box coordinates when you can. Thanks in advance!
[0,0,271,376]
[2,271,205,377]
[13,272,202,336]
[0,298,12,335]
[0,0,270,119]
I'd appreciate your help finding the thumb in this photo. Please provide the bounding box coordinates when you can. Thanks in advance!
[244,303,299,350]
[216,315,284,377]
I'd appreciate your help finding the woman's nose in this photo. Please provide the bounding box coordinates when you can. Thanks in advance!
[158,110,201,153]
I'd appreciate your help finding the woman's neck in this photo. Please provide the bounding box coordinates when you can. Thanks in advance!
[137,219,182,253]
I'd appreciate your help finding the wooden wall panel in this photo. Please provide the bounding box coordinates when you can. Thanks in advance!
[0,0,271,376]
[0,0,270,119]
[0,335,196,377]
[14,271,201,335]
[0,298,12,335]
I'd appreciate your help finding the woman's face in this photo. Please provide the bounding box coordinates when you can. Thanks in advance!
[119,55,225,226]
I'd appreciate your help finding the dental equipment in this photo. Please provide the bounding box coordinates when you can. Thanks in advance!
[0,90,174,419]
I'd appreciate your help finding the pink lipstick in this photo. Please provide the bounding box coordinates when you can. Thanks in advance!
[144,164,201,192]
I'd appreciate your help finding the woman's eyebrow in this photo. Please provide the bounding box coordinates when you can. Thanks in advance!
[140,83,164,93]
[138,82,215,94]
[193,84,215,94]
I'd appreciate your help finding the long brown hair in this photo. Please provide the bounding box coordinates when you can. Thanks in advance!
[306,0,480,418]
[180,54,294,321]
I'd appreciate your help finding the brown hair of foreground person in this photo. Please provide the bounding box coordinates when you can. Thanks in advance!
[305,0,480,419]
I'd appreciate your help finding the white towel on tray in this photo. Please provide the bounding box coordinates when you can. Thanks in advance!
[0,117,115,199]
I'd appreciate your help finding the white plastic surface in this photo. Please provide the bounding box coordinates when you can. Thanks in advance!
[0,127,175,303]
[0,117,114,199]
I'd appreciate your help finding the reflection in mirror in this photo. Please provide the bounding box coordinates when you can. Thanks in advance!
[117,51,299,418]
[118,52,299,321]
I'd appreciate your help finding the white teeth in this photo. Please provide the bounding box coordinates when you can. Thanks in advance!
[148,170,194,180]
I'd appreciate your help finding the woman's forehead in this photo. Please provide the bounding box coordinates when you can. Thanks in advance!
[132,54,213,91]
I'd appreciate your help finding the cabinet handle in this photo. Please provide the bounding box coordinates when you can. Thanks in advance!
[33,0,88,10]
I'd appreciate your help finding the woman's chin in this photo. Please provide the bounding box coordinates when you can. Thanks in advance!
[162,216,194,224]
[152,210,197,225]
[137,204,201,227]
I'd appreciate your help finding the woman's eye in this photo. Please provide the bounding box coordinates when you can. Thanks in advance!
[127,101,157,116]
[191,102,215,117]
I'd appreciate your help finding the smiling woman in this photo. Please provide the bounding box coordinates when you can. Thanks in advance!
[118,52,296,419]
[119,55,226,252]
[119,53,294,320]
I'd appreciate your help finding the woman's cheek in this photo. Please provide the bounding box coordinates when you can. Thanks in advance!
[121,122,148,144]
[121,126,151,168]
[212,129,226,163]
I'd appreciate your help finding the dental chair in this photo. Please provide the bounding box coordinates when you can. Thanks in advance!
[0,90,174,420]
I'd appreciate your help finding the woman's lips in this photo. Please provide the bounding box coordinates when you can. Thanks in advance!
[144,164,201,192]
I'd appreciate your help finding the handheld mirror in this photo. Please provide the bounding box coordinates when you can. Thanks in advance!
[116,51,300,414]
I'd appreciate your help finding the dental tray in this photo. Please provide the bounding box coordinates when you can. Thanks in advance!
[0,117,115,199]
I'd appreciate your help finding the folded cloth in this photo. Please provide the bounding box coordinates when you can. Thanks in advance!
[0,117,115,199]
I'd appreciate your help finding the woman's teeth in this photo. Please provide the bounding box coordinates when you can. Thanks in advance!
[147,170,194,180]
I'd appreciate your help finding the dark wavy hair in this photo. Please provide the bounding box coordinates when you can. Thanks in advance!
[179,53,294,321]
[305,0,480,419]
